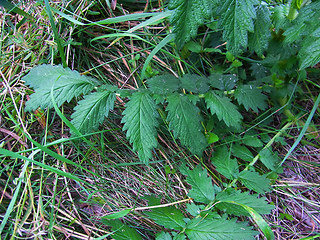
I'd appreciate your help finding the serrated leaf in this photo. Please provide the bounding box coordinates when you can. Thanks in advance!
[101,209,131,220]
[122,91,159,163]
[234,85,268,112]
[231,144,253,161]
[205,91,242,128]
[180,164,215,204]
[248,4,271,56]
[156,232,172,240]
[24,64,99,111]
[180,74,209,94]
[239,170,271,193]
[215,188,274,216]
[166,94,207,155]
[208,73,238,91]
[271,5,289,32]
[101,220,142,240]
[145,206,186,230]
[259,147,280,171]
[71,90,116,134]
[185,216,257,240]
[168,0,215,48]
[211,146,239,179]
[242,131,263,147]
[218,0,259,53]
[147,75,180,95]
[299,37,320,69]
[186,203,203,217]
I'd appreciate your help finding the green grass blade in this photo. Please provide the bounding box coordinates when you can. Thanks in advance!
[0,0,35,20]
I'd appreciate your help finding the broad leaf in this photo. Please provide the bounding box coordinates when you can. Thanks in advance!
[71,89,116,134]
[248,4,271,56]
[180,164,215,204]
[145,206,186,230]
[101,220,142,240]
[24,64,99,111]
[166,94,207,155]
[180,74,209,94]
[218,0,259,53]
[156,232,172,240]
[122,91,159,163]
[238,170,271,193]
[259,147,280,171]
[299,37,320,69]
[185,217,257,240]
[211,146,239,179]
[215,188,274,216]
[231,144,253,162]
[242,131,263,147]
[208,73,238,91]
[234,84,268,112]
[168,0,216,48]
[147,75,181,95]
[205,91,242,128]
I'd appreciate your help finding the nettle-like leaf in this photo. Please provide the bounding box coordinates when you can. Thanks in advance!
[248,4,272,56]
[234,84,268,112]
[168,0,216,48]
[156,232,172,240]
[185,217,257,240]
[238,170,271,194]
[145,206,186,230]
[259,147,280,171]
[180,164,215,204]
[166,94,207,156]
[215,188,274,216]
[231,144,253,162]
[211,146,239,179]
[218,0,259,53]
[180,74,209,94]
[299,37,320,70]
[101,219,142,240]
[23,64,99,111]
[147,75,181,95]
[71,88,116,134]
[122,91,159,163]
[208,73,238,91]
[205,91,242,128]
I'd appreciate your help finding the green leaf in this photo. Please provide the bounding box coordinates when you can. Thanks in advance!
[234,85,268,113]
[186,203,203,216]
[168,0,215,48]
[218,0,259,53]
[101,220,142,240]
[101,209,131,220]
[147,75,181,95]
[156,232,172,240]
[145,206,186,230]
[166,94,207,155]
[211,146,239,180]
[248,4,271,56]
[271,5,289,32]
[242,131,263,147]
[215,188,274,216]
[238,170,271,193]
[180,164,215,204]
[205,91,242,128]
[259,147,280,171]
[231,144,253,161]
[122,91,159,163]
[71,90,116,134]
[24,64,99,111]
[299,37,320,69]
[180,74,209,94]
[185,216,257,240]
[208,74,238,91]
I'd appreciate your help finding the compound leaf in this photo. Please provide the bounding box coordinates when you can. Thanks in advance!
[146,207,186,230]
[215,188,274,216]
[122,91,159,163]
[168,0,215,48]
[211,146,239,180]
[24,64,99,111]
[185,217,257,240]
[180,164,215,204]
[218,0,259,53]
[166,94,207,155]
[71,90,116,134]
[205,91,242,128]
[238,170,271,193]
[234,84,268,112]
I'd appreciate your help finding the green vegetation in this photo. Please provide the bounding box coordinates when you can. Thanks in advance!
[1,0,320,239]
